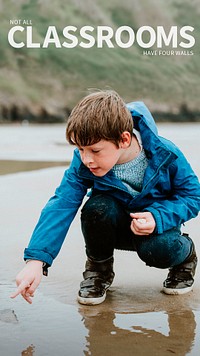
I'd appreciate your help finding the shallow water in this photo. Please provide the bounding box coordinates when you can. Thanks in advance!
[0,285,87,356]
[1,283,200,356]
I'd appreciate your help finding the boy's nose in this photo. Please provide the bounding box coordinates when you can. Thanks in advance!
[82,153,94,165]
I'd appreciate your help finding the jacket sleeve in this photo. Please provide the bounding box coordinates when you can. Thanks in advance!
[145,151,200,234]
[24,151,89,266]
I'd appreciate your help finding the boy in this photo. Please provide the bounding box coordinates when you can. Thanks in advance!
[11,90,200,305]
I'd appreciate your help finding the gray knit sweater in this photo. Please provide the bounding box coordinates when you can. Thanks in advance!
[112,130,148,197]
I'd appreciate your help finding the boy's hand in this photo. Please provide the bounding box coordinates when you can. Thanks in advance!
[10,260,43,304]
[130,212,156,236]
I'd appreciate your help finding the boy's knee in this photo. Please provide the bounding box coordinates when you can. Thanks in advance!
[81,194,119,223]
[136,231,192,269]
[136,238,179,269]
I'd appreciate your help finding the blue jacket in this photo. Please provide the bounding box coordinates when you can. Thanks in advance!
[24,102,200,267]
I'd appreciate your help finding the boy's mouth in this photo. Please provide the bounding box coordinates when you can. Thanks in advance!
[89,167,99,172]
[88,166,107,177]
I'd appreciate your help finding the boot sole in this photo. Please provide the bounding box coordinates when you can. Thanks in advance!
[77,291,106,305]
[162,285,193,295]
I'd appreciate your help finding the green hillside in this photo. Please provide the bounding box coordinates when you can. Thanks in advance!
[0,0,200,122]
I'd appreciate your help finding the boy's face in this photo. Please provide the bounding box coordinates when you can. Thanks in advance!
[78,140,124,177]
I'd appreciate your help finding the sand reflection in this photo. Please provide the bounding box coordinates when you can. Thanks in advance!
[79,306,196,355]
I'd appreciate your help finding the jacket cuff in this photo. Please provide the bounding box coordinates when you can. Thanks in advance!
[144,207,163,234]
[24,248,53,267]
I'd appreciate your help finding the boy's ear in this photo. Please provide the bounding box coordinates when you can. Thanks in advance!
[120,131,132,148]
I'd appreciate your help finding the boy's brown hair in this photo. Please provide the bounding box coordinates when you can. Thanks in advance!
[66,90,133,147]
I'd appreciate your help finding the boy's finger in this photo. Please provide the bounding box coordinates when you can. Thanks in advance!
[10,280,31,299]
[130,212,146,219]
[26,279,40,296]
[21,293,33,304]
[137,218,146,224]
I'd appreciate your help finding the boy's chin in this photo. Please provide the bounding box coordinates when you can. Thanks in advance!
[92,171,106,177]
[91,169,108,177]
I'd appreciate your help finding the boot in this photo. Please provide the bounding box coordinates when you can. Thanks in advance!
[78,256,115,305]
[163,240,197,295]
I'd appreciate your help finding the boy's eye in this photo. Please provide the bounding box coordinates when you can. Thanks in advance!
[78,147,101,153]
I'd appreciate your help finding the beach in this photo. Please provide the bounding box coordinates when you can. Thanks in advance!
[0,123,200,356]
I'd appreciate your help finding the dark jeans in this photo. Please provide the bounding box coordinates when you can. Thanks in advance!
[81,194,193,269]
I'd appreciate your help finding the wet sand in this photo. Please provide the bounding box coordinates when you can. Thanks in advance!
[0,123,200,355]
[0,159,68,175]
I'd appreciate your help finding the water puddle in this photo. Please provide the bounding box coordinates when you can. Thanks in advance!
[114,310,170,336]
[0,285,87,356]
[1,283,200,356]
[0,160,68,175]
[79,305,200,356]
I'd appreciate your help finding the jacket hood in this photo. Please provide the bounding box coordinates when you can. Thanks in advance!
[126,101,171,157]
[126,101,158,135]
